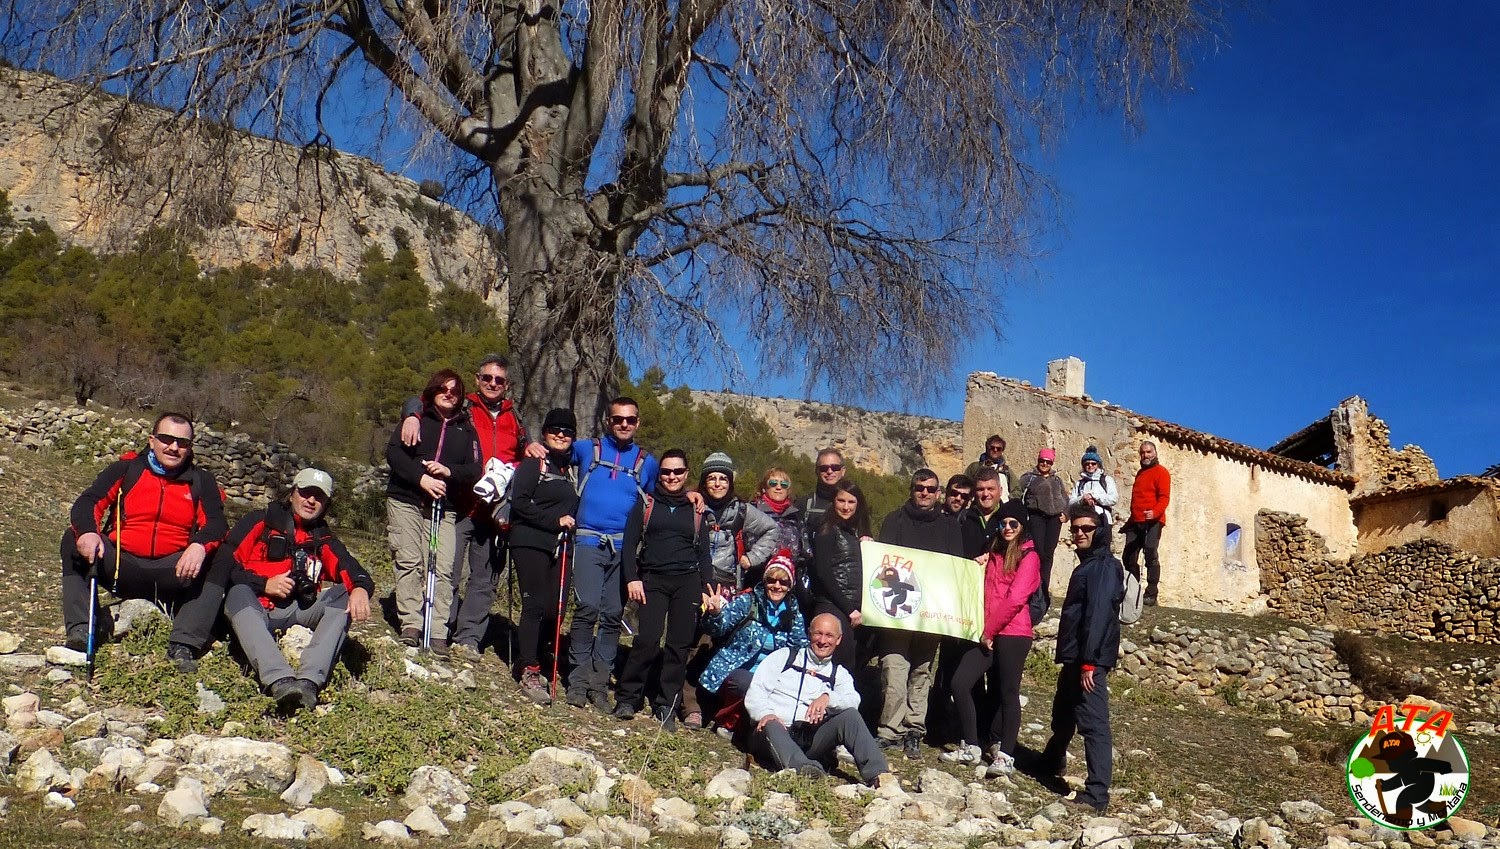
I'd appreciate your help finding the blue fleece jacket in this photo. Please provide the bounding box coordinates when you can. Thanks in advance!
[571,437,658,535]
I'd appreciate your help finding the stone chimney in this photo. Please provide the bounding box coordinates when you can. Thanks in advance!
[1046,357,1086,398]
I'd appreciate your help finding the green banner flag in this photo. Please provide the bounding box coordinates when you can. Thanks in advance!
[859,540,985,642]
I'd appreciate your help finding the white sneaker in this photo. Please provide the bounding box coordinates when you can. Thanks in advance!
[939,744,982,764]
[985,746,1015,777]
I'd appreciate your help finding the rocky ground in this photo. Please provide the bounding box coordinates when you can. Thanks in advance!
[1,423,1497,848]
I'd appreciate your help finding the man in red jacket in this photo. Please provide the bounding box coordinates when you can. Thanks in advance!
[220,468,374,712]
[60,413,229,672]
[401,353,528,658]
[1123,441,1171,606]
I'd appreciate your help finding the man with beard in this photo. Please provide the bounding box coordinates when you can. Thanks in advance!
[964,435,1015,500]
[1123,441,1171,607]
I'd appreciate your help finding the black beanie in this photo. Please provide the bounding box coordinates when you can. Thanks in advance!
[542,408,577,432]
[999,500,1027,524]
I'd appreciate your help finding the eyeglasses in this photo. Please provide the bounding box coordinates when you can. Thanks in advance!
[1082,460,1099,467]
[477,374,508,385]
[1000,519,1023,530]
[659,467,689,477]
[609,415,639,426]
[947,489,972,499]
[545,427,575,438]
[763,576,791,588]
[436,385,459,397]
[764,479,790,489]
[295,487,328,501]
[817,463,844,473]
[1037,460,1053,466]
[1070,524,1098,536]
[912,484,939,494]
[153,433,193,448]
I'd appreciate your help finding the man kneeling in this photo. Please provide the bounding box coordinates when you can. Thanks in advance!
[219,469,373,712]
[744,613,890,784]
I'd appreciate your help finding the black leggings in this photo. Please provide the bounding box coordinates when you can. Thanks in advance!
[512,545,563,671]
[950,635,1031,752]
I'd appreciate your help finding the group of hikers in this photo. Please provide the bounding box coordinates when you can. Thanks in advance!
[59,355,1173,812]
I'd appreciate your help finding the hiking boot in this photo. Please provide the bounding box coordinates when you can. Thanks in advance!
[1063,796,1107,815]
[940,744,982,765]
[167,642,198,673]
[985,745,1015,777]
[65,625,90,653]
[451,643,482,662]
[612,701,638,721]
[652,705,677,732]
[902,730,922,760]
[398,628,422,648]
[565,686,589,709]
[269,677,301,712]
[428,638,450,658]
[682,710,704,730]
[877,736,901,750]
[796,763,827,779]
[293,679,321,712]
[519,667,553,706]
[588,690,612,713]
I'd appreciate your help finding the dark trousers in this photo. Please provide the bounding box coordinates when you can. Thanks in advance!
[568,538,624,695]
[1040,664,1113,809]
[59,532,225,651]
[754,708,890,783]
[1122,521,1162,599]
[950,635,1031,752]
[614,569,702,712]
[714,668,754,734]
[1027,512,1063,621]
[679,633,715,718]
[513,544,563,672]
[448,516,505,651]
[812,601,857,671]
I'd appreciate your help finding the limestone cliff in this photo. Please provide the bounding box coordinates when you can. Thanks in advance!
[0,68,503,305]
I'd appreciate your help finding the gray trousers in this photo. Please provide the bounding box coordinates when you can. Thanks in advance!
[226,583,350,689]
[753,708,890,783]
[448,516,505,650]
[567,538,624,694]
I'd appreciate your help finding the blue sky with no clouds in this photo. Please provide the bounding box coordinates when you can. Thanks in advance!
[678,4,1499,476]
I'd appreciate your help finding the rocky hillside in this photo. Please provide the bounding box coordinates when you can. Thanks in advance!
[690,391,963,479]
[0,68,503,305]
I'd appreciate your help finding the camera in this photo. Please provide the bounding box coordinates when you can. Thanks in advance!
[290,549,323,607]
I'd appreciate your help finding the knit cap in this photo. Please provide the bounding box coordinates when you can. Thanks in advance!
[1081,446,1102,466]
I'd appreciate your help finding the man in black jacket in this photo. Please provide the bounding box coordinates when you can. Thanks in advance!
[874,469,963,758]
[1038,503,1124,813]
[959,468,1006,558]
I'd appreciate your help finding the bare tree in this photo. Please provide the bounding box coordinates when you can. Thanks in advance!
[4,0,1224,429]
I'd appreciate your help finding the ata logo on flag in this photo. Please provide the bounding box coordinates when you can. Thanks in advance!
[869,560,922,619]
[1345,702,1470,831]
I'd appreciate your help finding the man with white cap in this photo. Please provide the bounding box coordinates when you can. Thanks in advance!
[218,468,375,712]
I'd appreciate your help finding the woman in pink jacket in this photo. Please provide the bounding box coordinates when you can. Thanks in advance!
[941,501,1040,775]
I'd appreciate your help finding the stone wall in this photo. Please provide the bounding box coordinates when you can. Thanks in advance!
[964,373,1357,612]
[1256,510,1500,644]
[0,402,385,505]
[1332,397,1438,496]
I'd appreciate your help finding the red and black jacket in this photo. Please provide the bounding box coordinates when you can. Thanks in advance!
[217,502,374,609]
[68,451,228,559]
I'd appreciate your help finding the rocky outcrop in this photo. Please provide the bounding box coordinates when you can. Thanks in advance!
[690,391,962,479]
[1257,510,1500,644]
[0,68,503,306]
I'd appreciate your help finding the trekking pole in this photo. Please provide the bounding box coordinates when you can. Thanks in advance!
[551,533,570,700]
[423,500,443,651]
[87,490,120,681]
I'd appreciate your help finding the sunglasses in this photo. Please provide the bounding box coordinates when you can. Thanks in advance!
[817,463,844,473]
[1071,524,1098,535]
[763,576,791,588]
[764,479,790,489]
[609,415,639,426]
[545,427,576,438]
[1000,519,1023,530]
[436,385,460,397]
[912,484,939,494]
[1082,460,1099,466]
[659,467,689,477]
[295,486,328,501]
[477,374,508,385]
[1037,460,1053,466]
[947,489,972,499]
[153,433,193,448]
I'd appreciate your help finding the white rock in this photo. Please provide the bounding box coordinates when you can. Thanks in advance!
[36,710,70,728]
[15,748,71,793]
[2,692,39,718]
[280,625,314,663]
[281,754,331,807]
[243,812,311,841]
[123,821,147,834]
[783,828,842,849]
[199,817,225,835]
[45,646,87,667]
[720,825,753,849]
[1263,727,1293,739]
[195,683,226,716]
[187,736,296,792]
[705,767,753,800]
[43,791,75,810]
[763,791,797,819]
[46,669,73,683]
[402,805,449,837]
[361,820,416,844]
[403,659,430,679]
[157,778,210,827]
[0,631,21,654]
[1080,820,1130,849]
[294,807,347,840]
[402,765,469,810]
[1279,800,1332,824]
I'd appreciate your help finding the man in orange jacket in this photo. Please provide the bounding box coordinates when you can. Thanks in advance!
[1123,441,1170,606]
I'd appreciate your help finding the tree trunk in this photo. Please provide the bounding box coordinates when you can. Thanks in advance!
[503,186,620,438]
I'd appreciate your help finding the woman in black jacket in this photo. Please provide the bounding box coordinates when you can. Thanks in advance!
[811,479,871,671]
[386,369,481,655]
[507,408,580,705]
[612,449,711,729]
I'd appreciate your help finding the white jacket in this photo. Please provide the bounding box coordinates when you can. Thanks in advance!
[744,647,861,724]
[1069,471,1119,521]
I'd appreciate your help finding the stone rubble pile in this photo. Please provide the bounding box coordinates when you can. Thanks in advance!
[1257,511,1500,645]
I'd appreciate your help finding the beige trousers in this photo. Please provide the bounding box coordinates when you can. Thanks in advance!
[388,499,456,638]
[877,630,940,741]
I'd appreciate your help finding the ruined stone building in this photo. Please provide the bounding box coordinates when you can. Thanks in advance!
[963,359,1500,643]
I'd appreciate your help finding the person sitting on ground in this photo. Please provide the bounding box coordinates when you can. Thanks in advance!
[386,369,481,656]
[744,613,892,785]
[698,551,808,737]
[220,469,374,712]
[60,412,229,672]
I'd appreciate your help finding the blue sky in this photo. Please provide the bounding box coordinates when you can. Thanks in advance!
[678,4,1499,476]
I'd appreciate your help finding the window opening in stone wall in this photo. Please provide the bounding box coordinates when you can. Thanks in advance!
[1223,521,1246,572]
[1427,500,1449,523]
